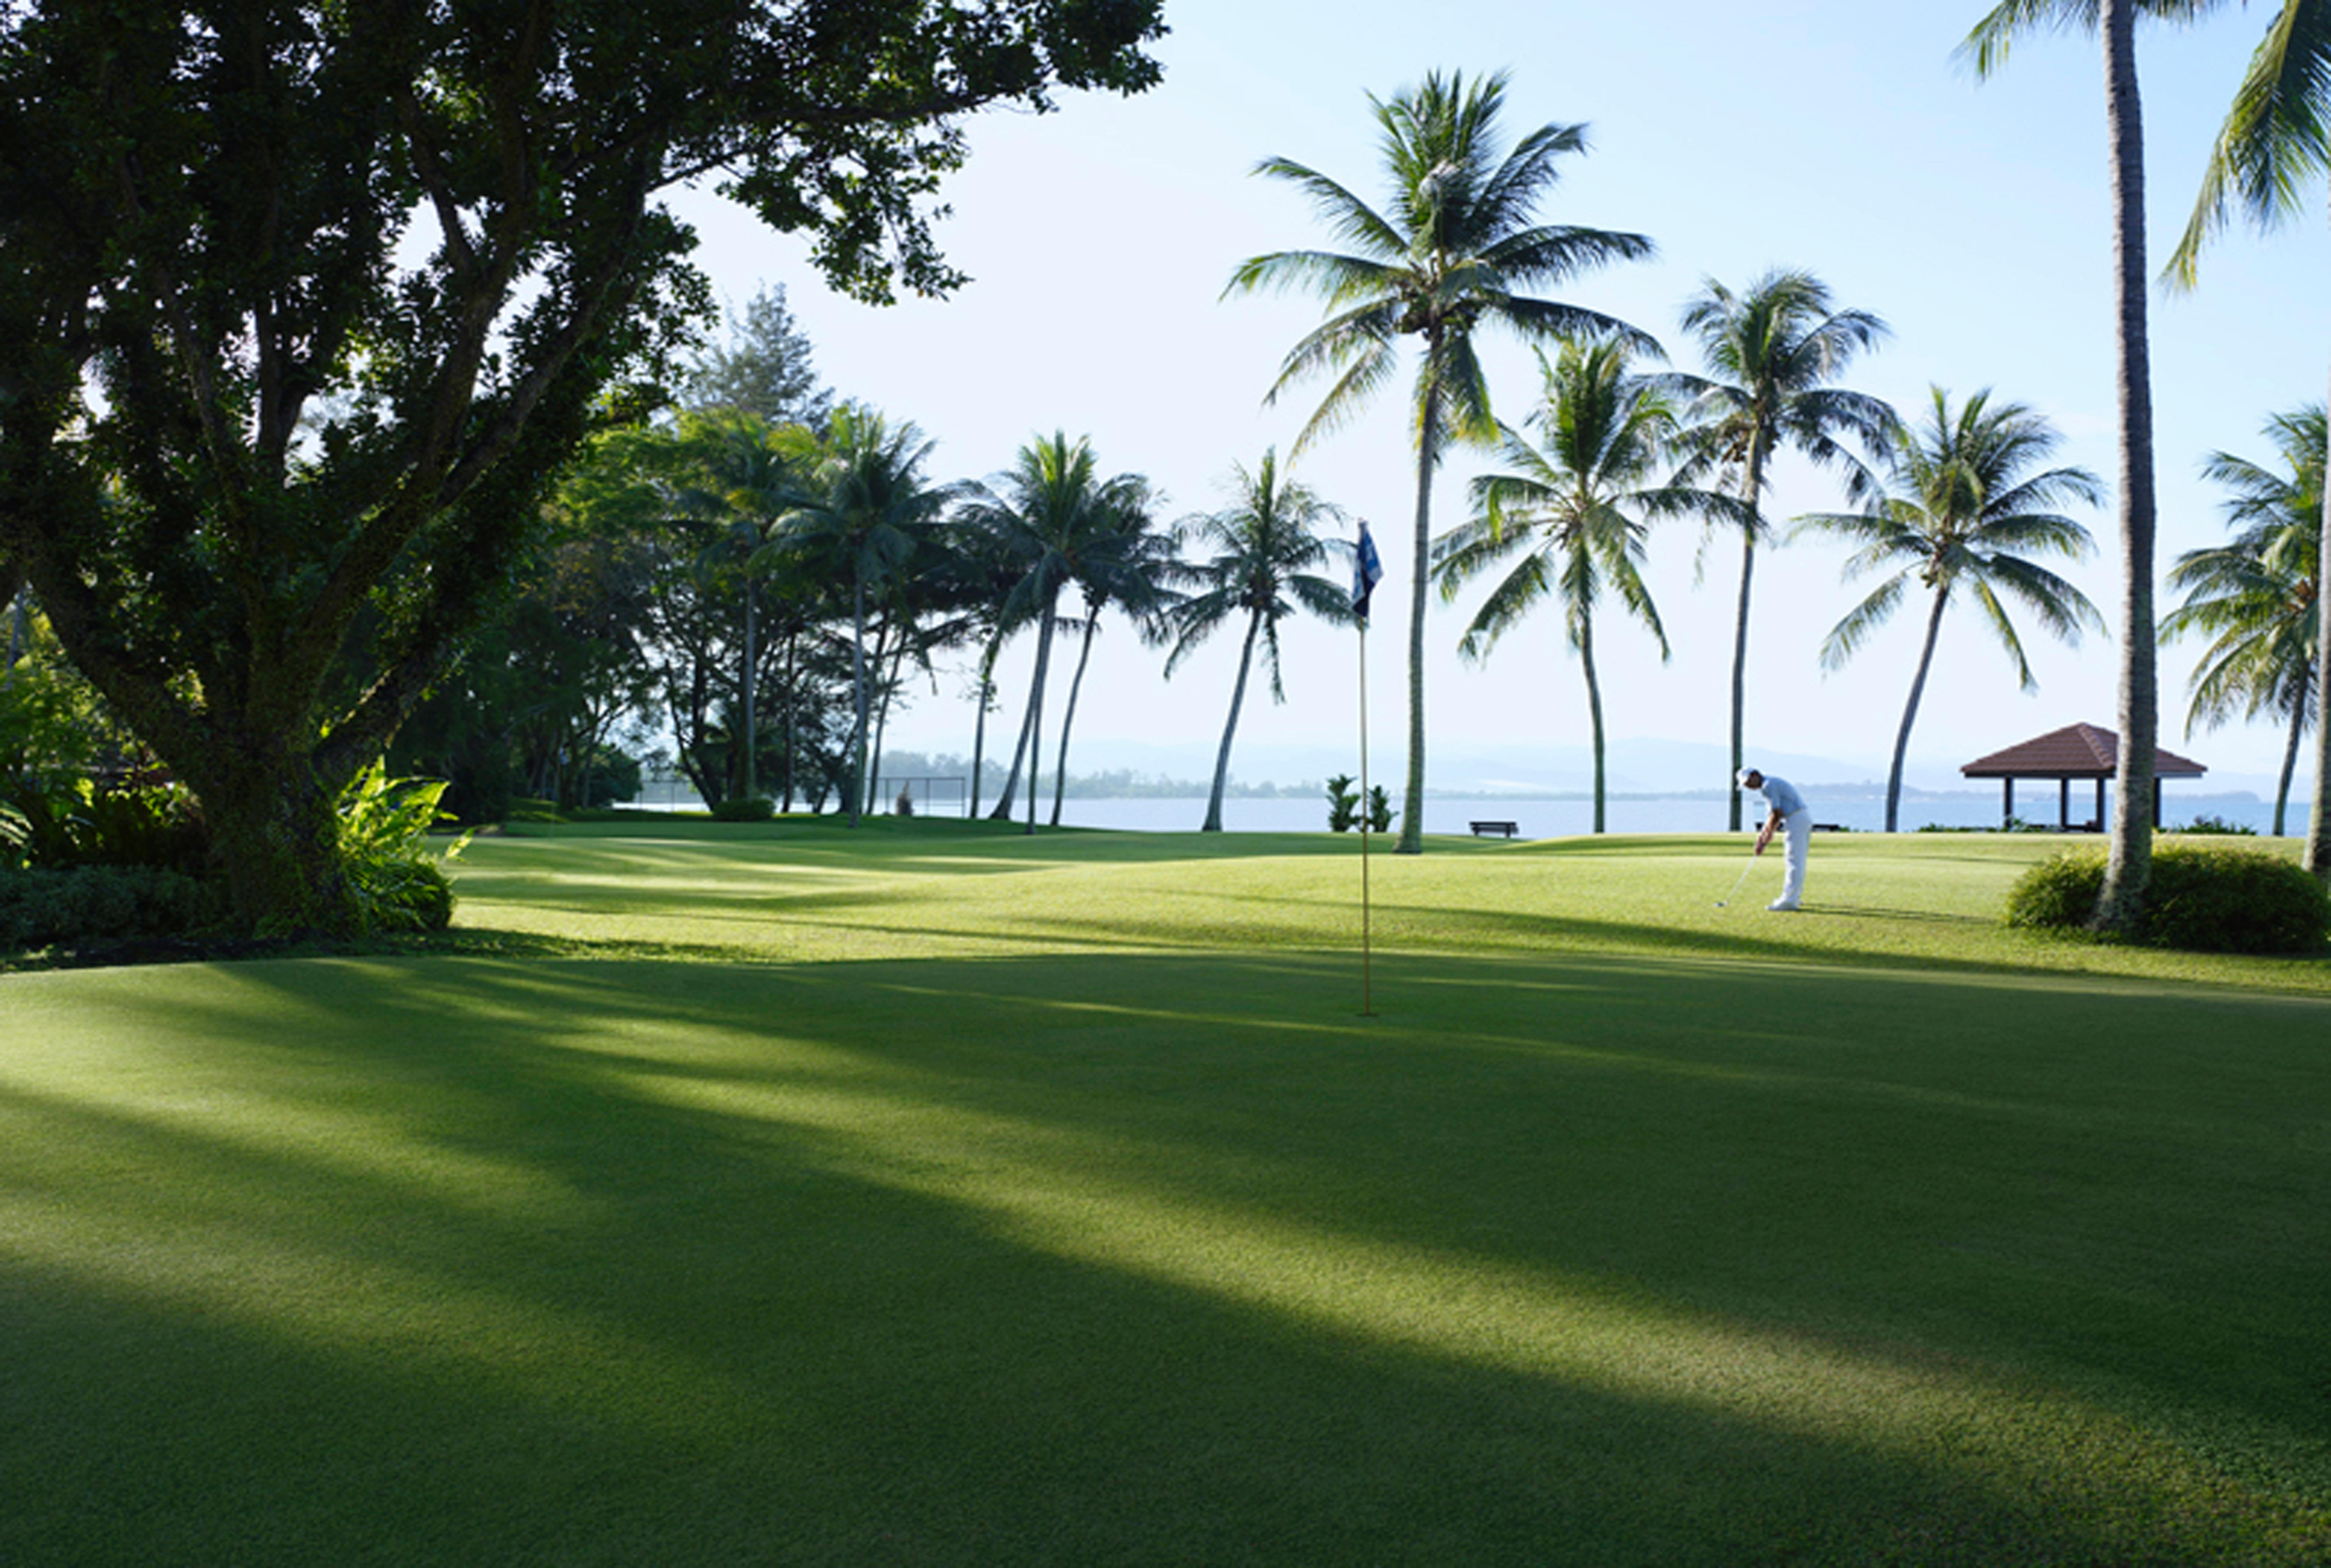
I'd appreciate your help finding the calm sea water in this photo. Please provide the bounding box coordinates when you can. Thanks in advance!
[1034,792,2302,838]
[632,785,2301,837]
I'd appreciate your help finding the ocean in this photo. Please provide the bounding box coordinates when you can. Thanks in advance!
[938,791,2303,839]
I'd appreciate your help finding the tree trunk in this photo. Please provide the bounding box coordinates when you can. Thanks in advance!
[191,745,361,936]
[1398,329,1441,855]
[1051,607,1101,826]
[987,628,1044,821]
[2276,677,2306,838]
[969,625,1004,818]
[1023,607,1057,836]
[2094,0,2160,933]
[867,630,906,816]
[780,630,798,812]
[1580,606,1607,834]
[1727,437,1768,833]
[1887,588,1951,834]
[1204,610,1263,832]
[741,574,758,802]
[2306,328,2331,876]
[847,573,868,827]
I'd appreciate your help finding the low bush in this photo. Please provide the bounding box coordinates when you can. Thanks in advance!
[709,795,775,823]
[2176,813,2258,836]
[0,864,231,953]
[2006,842,2329,955]
[338,766,465,935]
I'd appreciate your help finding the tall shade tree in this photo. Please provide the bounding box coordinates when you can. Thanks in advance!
[1796,389,2106,833]
[1963,0,2226,927]
[1047,480,1181,826]
[671,410,803,805]
[0,0,1163,934]
[2161,404,2326,835]
[1658,269,1892,831]
[957,433,1149,832]
[2168,0,2331,870]
[765,404,950,827]
[1432,341,1710,833]
[1227,68,1655,854]
[1164,451,1354,832]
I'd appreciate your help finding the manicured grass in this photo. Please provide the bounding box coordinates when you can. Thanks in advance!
[4,821,2328,1563]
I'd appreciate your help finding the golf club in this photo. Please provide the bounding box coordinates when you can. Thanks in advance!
[1714,853,1758,908]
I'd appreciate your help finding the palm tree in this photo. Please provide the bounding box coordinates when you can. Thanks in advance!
[957,433,1148,831]
[1659,269,1892,831]
[1796,389,2105,833]
[1228,69,1655,854]
[1432,340,1706,832]
[1165,451,1354,832]
[2161,404,2326,835]
[1963,0,2228,925]
[1048,479,1182,826]
[666,409,804,805]
[2167,0,2331,870]
[763,403,950,827]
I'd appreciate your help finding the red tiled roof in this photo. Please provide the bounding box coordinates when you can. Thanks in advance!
[1961,722,2205,779]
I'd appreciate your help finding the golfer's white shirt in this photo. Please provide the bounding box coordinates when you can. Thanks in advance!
[1757,776,1811,907]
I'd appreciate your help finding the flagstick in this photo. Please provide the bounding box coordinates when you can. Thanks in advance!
[1358,612,1374,1017]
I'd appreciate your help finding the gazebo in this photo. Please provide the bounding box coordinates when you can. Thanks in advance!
[1961,722,2206,830]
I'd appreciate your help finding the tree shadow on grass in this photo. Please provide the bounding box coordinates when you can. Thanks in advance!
[5,949,2328,1564]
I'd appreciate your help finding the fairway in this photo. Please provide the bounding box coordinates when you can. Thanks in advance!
[4,823,2329,1563]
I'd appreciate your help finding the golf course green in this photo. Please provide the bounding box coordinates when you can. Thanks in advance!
[4,821,2327,1563]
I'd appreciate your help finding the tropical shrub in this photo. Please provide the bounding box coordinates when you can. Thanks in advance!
[1325,774,1360,833]
[1367,785,1394,834]
[0,777,209,873]
[2006,843,2329,954]
[2175,814,2257,836]
[333,765,465,936]
[710,795,775,823]
[0,864,230,954]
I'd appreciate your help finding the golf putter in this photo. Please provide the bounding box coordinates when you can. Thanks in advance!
[1714,854,1757,908]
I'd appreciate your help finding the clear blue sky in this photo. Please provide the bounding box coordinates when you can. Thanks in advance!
[673,1,2329,792]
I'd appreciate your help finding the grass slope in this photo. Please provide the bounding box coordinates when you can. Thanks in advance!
[3,821,2327,1564]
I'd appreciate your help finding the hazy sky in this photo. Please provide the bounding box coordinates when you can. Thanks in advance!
[671,1,2329,791]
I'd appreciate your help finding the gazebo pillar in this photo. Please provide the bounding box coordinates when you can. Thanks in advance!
[2058,778,2070,831]
[2002,778,2015,828]
[2095,778,2106,831]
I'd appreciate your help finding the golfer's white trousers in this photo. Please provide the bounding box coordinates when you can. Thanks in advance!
[1777,809,1811,907]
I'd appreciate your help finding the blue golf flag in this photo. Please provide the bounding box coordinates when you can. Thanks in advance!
[1351,521,1383,622]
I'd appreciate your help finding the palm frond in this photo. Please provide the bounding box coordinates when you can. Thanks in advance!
[1818,573,1910,671]
[2169,0,2331,283]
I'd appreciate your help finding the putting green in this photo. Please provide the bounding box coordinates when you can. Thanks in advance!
[2,823,2326,1563]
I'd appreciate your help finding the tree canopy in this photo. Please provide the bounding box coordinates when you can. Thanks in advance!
[0,0,1165,931]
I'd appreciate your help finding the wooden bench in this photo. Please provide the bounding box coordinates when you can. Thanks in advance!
[1469,820,1519,838]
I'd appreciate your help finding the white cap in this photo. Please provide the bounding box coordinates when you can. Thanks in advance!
[1736,768,1759,787]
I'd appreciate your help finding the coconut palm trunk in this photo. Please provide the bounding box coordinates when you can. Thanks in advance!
[1399,348,1442,855]
[2096,0,2161,929]
[2311,346,2331,868]
[1579,606,1607,834]
[866,630,906,816]
[1021,610,1059,835]
[1205,610,1265,833]
[2275,679,2306,835]
[969,627,1003,818]
[1052,610,1101,826]
[741,578,758,802]
[845,575,870,826]
[1726,440,1767,832]
[1885,588,1953,835]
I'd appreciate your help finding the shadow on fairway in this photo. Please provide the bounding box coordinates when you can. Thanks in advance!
[5,948,2327,1565]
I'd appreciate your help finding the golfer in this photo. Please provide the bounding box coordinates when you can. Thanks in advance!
[1739,767,1810,911]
